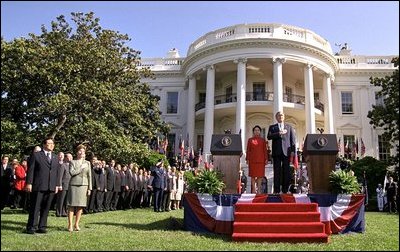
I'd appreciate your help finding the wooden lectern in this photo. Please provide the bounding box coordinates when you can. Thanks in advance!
[303,134,339,193]
[210,134,242,194]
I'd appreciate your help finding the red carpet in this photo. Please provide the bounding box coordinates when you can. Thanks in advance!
[232,202,329,243]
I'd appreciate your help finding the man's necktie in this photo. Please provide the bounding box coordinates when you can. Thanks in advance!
[47,152,51,163]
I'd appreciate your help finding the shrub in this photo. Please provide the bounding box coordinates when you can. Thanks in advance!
[186,169,225,195]
[329,169,361,194]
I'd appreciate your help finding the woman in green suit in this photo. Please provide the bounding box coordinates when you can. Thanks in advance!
[67,144,92,232]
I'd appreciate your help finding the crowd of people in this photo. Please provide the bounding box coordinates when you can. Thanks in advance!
[1,137,189,234]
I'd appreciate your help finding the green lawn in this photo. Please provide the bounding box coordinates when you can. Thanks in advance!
[1,208,398,251]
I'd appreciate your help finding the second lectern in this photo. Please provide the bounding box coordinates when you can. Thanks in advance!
[303,134,339,193]
[210,134,242,194]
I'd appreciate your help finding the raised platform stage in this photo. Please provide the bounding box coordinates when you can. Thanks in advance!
[184,193,365,242]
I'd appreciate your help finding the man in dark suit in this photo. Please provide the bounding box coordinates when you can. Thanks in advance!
[1,155,13,210]
[267,111,296,194]
[55,153,72,217]
[104,160,116,211]
[93,160,107,212]
[25,137,61,234]
[386,176,398,213]
[151,160,165,212]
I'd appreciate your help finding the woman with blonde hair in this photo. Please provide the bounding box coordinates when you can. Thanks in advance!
[67,144,92,232]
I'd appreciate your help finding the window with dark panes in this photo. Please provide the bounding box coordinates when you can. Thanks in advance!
[167,92,178,114]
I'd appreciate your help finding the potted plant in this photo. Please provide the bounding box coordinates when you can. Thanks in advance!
[185,168,225,195]
[329,169,361,194]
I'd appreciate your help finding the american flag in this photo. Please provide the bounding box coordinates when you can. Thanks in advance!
[360,138,366,156]
[179,137,185,157]
[189,146,194,161]
[290,152,299,170]
[355,137,359,154]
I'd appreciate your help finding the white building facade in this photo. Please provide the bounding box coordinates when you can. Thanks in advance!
[140,23,397,165]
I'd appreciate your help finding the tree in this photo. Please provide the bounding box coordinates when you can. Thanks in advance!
[1,12,169,163]
[367,57,399,173]
[350,156,388,209]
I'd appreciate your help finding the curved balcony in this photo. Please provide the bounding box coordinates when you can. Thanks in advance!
[195,92,324,111]
[187,23,333,56]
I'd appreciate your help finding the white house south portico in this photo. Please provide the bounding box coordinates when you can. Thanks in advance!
[139,23,397,171]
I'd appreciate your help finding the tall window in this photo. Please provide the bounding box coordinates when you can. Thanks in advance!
[341,92,353,114]
[253,82,265,101]
[225,86,233,102]
[167,133,176,158]
[375,92,384,107]
[314,92,320,101]
[378,135,390,161]
[167,92,178,114]
[285,86,293,102]
[197,135,204,152]
[199,93,206,103]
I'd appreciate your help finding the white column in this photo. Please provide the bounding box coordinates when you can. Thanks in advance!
[234,58,247,153]
[304,63,316,133]
[323,74,334,134]
[203,65,215,161]
[272,57,286,119]
[187,75,196,148]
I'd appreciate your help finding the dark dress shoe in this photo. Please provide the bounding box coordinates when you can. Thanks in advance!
[26,229,35,234]
[36,229,47,234]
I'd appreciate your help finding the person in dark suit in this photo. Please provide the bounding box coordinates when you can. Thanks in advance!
[267,111,296,194]
[151,159,165,212]
[385,176,398,214]
[1,155,13,210]
[93,160,106,212]
[25,137,61,234]
[55,153,73,217]
[104,160,116,211]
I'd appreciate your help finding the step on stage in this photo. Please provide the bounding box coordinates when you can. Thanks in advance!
[183,193,365,242]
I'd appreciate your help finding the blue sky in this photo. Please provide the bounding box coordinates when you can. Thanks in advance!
[1,1,399,58]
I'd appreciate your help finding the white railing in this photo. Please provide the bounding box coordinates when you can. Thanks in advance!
[336,56,395,65]
[187,23,333,55]
[138,55,394,71]
[138,58,185,68]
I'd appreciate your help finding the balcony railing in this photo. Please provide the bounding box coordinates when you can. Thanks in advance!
[195,92,324,111]
[336,55,395,65]
[187,23,333,56]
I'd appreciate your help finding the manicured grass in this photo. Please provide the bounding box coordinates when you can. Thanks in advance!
[1,208,398,251]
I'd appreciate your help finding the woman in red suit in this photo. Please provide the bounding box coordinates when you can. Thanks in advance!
[246,125,268,193]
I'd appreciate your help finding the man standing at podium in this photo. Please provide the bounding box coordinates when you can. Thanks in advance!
[267,111,296,193]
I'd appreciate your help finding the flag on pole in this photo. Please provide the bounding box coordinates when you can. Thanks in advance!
[360,138,366,156]
[351,142,357,159]
[291,152,299,169]
[337,137,341,153]
[383,172,388,192]
[355,137,359,154]
[345,140,349,154]
[163,137,169,154]
[189,146,194,161]
[179,136,185,158]
[363,171,368,205]
[198,153,203,167]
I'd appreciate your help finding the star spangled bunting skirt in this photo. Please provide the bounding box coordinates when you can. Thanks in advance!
[183,193,365,235]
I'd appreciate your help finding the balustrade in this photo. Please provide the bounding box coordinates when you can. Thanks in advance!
[194,92,324,112]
